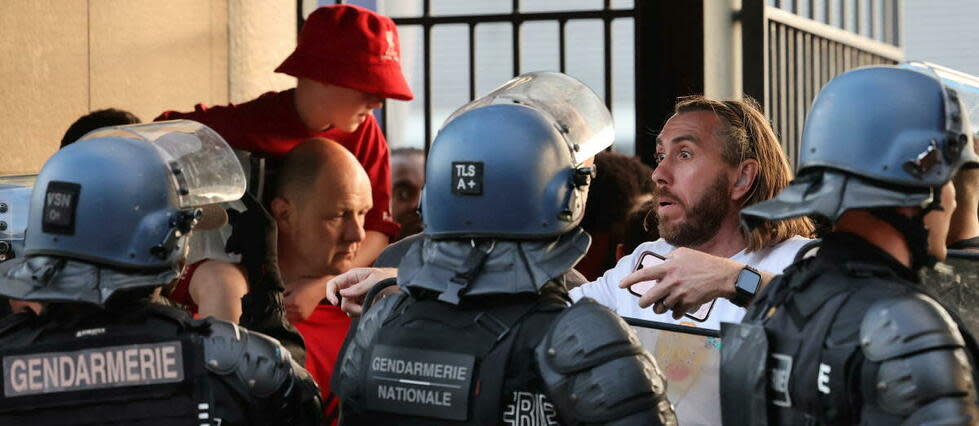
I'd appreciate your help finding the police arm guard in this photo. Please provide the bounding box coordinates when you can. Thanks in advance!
[534,298,676,425]
[860,294,979,424]
[202,319,324,426]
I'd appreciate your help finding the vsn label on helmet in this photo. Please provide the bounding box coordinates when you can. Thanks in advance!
[451,162,483,196]
[42,181,81,235]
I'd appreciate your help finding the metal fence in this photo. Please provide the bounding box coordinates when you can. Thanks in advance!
[305,0,905,168]
[388,1,634,152]
[742,0,904,168]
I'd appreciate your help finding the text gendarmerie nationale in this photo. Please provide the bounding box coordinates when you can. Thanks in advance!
[371,356,470,406]
[4,341,184,396]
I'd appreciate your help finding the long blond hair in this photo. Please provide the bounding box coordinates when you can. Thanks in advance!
[673,96,814,251]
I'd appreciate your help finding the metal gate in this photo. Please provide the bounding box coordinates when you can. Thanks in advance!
[741,0,904,168]
[306,0,905,168]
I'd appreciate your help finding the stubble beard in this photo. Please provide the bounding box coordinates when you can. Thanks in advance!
[655,174,732,249]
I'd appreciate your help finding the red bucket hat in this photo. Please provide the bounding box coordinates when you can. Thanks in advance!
[276,4,414,101]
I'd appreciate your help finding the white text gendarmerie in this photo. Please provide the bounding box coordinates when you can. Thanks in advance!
[3,341,184,396]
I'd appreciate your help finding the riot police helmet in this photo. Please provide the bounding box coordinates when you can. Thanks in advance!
[743,65,979,227]
[0,121,246,304]
[399,72,614,302]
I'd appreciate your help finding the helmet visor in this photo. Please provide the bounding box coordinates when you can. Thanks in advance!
[442,71,614,165]
[78,120,247,207]
[904,61,979,166]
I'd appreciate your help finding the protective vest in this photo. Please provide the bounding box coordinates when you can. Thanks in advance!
[0,304,213,426]
[335,287,567,425]
[722,235,979,425]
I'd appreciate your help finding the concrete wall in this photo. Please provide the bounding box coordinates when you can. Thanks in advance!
[904,0,979,76]
[0,0,296,175]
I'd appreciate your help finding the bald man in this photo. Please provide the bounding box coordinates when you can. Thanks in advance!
[270,138,372,423]
[274,138,373,321]
[181,138,371,423]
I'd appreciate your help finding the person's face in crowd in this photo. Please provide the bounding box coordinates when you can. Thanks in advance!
[924,181,957,261]
[651,111,738,248]
[391,152,425,224]
[282,170,372,276]
[296,78,384,132]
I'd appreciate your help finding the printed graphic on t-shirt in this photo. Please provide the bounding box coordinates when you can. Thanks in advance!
[502,391,558,426]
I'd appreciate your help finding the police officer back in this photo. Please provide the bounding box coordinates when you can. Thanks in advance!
[0,122,322,425]
[331,72,676,425]
[726,65,979,424]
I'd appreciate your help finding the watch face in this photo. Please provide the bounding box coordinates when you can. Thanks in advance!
[738,268,761,294]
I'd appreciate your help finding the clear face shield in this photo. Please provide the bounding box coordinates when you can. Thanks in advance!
[78,120,247,207]
[903,62,979,168]
[442,71,615,166]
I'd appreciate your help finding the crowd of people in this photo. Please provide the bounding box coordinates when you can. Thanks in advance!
[0,3,978,425]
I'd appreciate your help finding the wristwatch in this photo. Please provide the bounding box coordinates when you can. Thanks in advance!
[731,265,762,307]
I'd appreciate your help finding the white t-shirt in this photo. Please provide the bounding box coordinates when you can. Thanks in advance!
[570,236,812,330]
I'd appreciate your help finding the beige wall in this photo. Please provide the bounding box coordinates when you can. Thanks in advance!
[0,0,296,175]
[703,0,742,101]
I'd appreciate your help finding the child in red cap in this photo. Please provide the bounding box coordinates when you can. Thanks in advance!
[158,4,412,263]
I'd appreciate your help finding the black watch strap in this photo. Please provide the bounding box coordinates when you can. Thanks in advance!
[731,265,762,308]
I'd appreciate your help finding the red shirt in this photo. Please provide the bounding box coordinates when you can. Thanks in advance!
[291,304,352,424]
[156,89,399,238]
[169,260,204,315]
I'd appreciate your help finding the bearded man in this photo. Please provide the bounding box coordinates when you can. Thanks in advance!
[570,96,814,328]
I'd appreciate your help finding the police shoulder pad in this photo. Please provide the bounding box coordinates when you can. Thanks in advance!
[202,319,292,398]
[861,293,965,362]
[540,298,641,373]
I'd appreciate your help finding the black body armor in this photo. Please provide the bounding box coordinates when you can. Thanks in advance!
[721,233,979,425]
[333,283,675,425]
[0,300,321,426]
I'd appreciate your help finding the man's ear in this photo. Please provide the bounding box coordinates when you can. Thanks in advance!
[615,243,627,261]
[270,197,292,230]
[732,159,760,201]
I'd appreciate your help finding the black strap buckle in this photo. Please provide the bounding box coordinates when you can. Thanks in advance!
[473,312,511,343]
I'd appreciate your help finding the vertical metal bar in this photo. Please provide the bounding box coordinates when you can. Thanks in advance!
[802,33,811,148]
[741,0,768,113]
[422,0,433,152]
[603,0,612,144]
[786,27,796,167]
[868,0,876,40]
[838,42,846,74]
[795,30,805,167]
[633,0,704,164]
[854,0,861,36]
[808,0,815,19]
[559,19,567,73]
[512,0,520,76]
[469,23,476,101]
[603,8,613,111]
[893,0,904,46]
[824,0,832,25]
[839,0,846,31]
[633,4,641,157]
[778,23,788,153]
[881,0,897,44]
[768,21,777,115]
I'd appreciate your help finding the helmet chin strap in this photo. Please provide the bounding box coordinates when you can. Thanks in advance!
[438,239,496,305]
[868,186,944,271]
